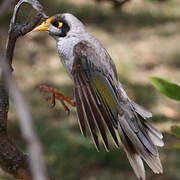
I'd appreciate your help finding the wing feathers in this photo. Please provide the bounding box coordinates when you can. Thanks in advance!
[97,100,120,148]
[73,55,120,150]
[79,73,110,151]
[88,78,120,148]
[90,84,120,148]
[76,74,100,151]
[74,79,87,137]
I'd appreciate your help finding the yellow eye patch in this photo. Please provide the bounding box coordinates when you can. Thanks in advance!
[58,22,63,28]
[51,20,63,28]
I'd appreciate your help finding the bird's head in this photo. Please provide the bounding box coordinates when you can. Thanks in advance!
[32,13,85,39]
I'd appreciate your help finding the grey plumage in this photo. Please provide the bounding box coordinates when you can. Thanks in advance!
[32,13,164,180]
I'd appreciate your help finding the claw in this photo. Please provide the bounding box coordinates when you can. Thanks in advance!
[39,85,75,114]
[43,96,55,107]
[51,92,56,107]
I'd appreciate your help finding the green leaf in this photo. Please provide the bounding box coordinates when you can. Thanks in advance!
[150,77,180,101]
[171,125,180,138]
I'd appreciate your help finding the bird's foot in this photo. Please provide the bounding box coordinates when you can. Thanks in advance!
[39,85,75,115]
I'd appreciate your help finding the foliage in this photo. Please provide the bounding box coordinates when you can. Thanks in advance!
[149,77,180,101]
[171,125,180,148]
[150,77,180,148]
[171,125,180,138]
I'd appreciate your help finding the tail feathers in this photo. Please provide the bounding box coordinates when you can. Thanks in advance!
[131,101,152,119]
[148,132,164,147]
[141,150,163,174]
[118,113,163,179]
[131,101,164,147]
[118,123,145,180]
[143,120,164,147]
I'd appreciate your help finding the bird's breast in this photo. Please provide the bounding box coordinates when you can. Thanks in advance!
[56,37,81,78]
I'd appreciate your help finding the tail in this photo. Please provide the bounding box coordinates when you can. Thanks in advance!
[117,102,164,180]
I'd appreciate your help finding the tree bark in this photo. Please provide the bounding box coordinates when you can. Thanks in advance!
[0,0,51,179]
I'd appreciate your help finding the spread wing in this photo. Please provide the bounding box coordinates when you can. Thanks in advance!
[72,40,120,151]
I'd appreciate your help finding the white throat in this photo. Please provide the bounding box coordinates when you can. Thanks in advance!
[56,34,83,78]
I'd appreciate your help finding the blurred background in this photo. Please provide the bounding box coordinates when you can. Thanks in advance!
[0,0,180,179]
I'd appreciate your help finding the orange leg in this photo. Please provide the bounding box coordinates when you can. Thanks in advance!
[40,85,75,114]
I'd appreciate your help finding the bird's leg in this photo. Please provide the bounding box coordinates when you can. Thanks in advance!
[39,85,75,114]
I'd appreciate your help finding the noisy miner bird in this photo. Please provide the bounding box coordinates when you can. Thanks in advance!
[32,13,164,180]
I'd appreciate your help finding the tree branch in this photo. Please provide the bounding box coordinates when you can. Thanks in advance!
[0,50,32,180]
[0,0,52,179]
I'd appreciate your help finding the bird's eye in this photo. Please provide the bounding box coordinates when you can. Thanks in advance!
[52,21,63,28]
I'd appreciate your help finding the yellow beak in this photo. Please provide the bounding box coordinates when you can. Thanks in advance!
[32,16,56,32]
